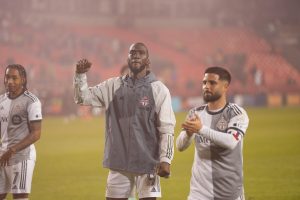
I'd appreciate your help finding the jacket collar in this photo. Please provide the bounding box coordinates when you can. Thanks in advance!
[125,71,157,87]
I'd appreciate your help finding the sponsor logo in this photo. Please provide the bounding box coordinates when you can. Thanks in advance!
[0,117,8,122]
[195,135,209,144]
[12,115,22,125]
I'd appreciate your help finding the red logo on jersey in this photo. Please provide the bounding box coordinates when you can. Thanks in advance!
[233,132,240,141]
[139,96,149,107]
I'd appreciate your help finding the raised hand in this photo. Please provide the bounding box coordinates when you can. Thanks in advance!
[76,58,92,74]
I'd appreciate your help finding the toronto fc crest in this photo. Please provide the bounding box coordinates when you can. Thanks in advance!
[139,96,149,107]
[216,116,227,131]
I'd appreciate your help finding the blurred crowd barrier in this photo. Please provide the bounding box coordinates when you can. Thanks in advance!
[1,0,299,116]
[172,93,300,112]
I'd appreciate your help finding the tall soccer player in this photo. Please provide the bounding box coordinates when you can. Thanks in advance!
[74,42,175,200]
[0,64,42,200]
[176,66,249,200]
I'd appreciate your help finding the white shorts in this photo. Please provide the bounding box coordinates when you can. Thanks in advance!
[106,170,161,199]
[188,189,245,200]
[236,190,245,200]
[0,160,35,194]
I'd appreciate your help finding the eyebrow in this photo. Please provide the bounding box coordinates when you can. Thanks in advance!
[5,74,19,77]
[203,80,218,84]
[130,49,146,53]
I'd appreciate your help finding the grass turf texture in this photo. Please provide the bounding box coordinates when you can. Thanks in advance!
[5,107,300,199]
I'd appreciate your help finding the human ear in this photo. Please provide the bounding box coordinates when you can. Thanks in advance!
[224,81,229,89]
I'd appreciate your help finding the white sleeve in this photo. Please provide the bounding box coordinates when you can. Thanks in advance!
[176,130,195,152]
[73,73,107,107]
[152,81,176,164]
[27,100,42,121]
[176,108,197,151]
[199,109,249,150]
[160,133,174,164]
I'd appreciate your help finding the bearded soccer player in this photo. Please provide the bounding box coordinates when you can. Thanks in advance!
[0,64,42,200]
[74,42,175,200]
[176,66,249,200]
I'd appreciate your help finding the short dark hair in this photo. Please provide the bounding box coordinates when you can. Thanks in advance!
[204,66,231,84]
[5,64,27,89]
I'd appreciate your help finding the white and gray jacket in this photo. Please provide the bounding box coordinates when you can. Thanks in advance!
[74,72,175,174]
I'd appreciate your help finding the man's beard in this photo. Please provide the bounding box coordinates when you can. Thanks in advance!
[203,92,222,102]
[128,63,146,75]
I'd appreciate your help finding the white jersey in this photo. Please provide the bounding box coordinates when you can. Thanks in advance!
[0,91,42,165]
[176,103,249,200]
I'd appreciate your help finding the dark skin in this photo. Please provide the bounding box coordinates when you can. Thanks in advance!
[76,43,170,200]
[0,68,42,199]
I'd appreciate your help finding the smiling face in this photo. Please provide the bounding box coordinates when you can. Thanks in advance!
[127,43,149,75]
[4,68,25,98]
[202,73,228,103]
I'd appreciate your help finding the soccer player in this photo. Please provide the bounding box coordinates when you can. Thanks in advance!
[0,64,42,200]
[73,42,175,200]
[176,66,249,200]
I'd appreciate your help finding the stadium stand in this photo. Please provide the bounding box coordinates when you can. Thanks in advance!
[1,0,299,114]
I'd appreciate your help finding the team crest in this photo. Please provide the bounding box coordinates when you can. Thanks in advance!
[12,115,22,125]
[139,96,149,107]
[216,117,227,131]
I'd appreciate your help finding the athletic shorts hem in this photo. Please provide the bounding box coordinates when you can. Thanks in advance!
[139,192,162,198]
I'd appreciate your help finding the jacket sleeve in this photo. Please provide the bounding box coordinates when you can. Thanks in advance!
[152,81,176,164]
[73,73,115,108]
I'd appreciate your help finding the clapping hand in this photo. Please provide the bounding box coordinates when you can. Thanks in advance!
[182,114,202,136]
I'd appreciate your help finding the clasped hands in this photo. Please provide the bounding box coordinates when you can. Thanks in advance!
[181,114,203,137]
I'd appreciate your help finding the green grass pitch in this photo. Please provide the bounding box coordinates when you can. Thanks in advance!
[6,107,300,199]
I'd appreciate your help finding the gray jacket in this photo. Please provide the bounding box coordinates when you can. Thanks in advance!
[74,72,175,174]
